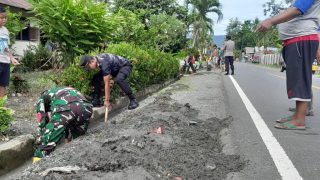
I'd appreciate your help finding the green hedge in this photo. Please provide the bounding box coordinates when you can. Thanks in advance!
[0,96,14,134]
[58,43,179,101]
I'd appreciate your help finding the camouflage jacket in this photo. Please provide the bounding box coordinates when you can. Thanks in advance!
[36,87,90,128]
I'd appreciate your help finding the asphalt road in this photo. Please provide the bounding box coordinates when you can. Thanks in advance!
[223,63,320,180]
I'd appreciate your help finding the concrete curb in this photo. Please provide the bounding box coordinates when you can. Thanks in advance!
[91,79,176,121]
[0,134,34,176]
[0,78,177,176]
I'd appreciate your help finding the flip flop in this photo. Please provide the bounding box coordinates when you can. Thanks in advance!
[274,122,306,130]
[276,117,292,123]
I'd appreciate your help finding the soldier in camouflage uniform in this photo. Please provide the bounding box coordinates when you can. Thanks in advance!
[34,87,93,158]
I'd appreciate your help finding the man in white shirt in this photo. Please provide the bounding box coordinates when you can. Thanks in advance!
[223,35,235,75]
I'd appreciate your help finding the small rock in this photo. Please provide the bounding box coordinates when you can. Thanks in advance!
[206,164,217,171]
[12,93,16,97]
[188,121,198,126]
[17,93,22,97]
[184,103,191,108]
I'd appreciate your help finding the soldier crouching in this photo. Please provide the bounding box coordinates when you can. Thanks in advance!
[33,87,93,160]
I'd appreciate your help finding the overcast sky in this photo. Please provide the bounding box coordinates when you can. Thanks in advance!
[211,0,283,35]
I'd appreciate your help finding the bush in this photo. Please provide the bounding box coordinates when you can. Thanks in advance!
[58,43,179,101]
[20,44,53,71]
[0,96,14,134]
[8,66,29,94]
[29,0,118,65]
[58,64,96,96]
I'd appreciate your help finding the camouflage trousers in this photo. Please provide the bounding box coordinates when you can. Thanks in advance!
[34,102,93,158]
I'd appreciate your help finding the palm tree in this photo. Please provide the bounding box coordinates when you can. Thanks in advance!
[189,0,223,48]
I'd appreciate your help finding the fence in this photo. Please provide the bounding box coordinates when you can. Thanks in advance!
[258,53,283,65]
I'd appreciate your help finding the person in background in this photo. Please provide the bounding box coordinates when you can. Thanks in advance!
[213,46,219,68]
[222,35,235,75]
[186,53,196,73]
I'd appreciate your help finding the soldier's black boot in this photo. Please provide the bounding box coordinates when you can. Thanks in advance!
[128,99,139,110]
[92,94,103,107]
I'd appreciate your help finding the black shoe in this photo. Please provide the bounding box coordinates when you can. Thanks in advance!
[280,66,286,72]
[224,73,229,75]
[92,98,103,107]
[128,99,139,110]
[231,72,234,75]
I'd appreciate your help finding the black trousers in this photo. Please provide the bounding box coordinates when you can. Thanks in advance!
[91,65,135,100]
[225,56,234,74]
[187,62,196,73]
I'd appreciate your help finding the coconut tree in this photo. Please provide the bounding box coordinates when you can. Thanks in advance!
[189,0,222,48]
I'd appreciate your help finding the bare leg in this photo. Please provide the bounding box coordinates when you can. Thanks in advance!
[289,101,307,127]
[0,86,5,98]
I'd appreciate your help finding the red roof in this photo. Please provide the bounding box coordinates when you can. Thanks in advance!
[0,0,31,10]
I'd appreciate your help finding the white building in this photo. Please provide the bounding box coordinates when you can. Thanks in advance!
[0,0,40,57]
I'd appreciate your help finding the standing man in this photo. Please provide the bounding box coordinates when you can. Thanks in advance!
[256,0,320,130]
[80,53,139,110]
[34,87,93,160]
[223,35,235,75]
[0,7,19,98]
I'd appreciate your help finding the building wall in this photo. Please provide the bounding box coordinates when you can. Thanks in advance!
[12,40,39,57]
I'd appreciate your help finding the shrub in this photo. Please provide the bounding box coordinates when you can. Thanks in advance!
[8,66,29,94]
[58,60,96,96]
[0,96,14,134]
[29,0,118,65]
[20,44,53,71]
[58,43,180,101]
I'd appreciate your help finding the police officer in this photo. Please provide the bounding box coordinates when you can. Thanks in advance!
[34,87,93,159]
[79,53,139,110]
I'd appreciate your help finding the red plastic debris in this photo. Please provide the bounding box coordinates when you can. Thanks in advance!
[150,125,165,134]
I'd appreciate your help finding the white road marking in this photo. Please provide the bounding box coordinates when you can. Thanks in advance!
[229,75,303,180]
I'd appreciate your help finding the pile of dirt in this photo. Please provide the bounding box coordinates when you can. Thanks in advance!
[17,93,245,180]
[1,95,38,141]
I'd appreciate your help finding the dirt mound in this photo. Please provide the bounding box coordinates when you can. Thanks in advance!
[18,94,244,180]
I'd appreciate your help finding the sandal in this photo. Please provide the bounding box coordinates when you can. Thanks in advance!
[274,122,305,130]
[276,117,292,123]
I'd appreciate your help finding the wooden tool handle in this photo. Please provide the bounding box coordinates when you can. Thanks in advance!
[104,107,109,123]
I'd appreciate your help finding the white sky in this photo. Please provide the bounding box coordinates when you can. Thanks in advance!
[211,0,283,35]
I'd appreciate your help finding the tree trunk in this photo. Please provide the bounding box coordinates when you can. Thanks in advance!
[192,29,199,48]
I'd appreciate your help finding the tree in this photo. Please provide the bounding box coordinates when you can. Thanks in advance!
[112,8,146,44]
[226,18,279,50]
[263,0,292,17]
[145,13,186,52]
[113,0,188,23]
[189,0,223,48]
[113,0,188,52]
